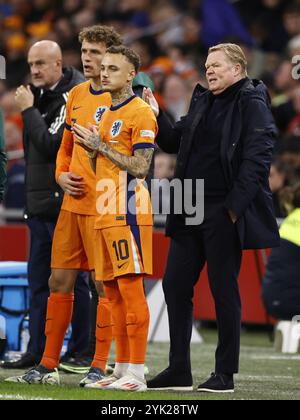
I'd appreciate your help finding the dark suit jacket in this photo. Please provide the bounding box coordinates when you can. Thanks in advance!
[156,79,280,250]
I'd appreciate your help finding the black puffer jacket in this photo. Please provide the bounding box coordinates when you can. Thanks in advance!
[156,79,280,250]
[23,67,84,221]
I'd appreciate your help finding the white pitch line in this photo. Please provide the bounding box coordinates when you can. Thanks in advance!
[0,394,54,401]
[249,355,300,361]
[238,375,294,380]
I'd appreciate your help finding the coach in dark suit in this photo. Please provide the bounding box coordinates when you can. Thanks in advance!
[145,43,280,393]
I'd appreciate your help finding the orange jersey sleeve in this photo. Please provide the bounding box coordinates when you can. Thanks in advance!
[131,106,158,152]
[55,88,74,182]
[55,129,73,182]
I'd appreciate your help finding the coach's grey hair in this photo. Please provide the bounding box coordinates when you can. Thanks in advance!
[208,43,248,77]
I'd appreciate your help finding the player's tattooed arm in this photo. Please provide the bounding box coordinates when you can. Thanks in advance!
[99,143,154,179]
[72,123,154,178]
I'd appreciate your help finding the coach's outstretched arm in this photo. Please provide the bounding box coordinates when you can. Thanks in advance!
[143,87,184,154]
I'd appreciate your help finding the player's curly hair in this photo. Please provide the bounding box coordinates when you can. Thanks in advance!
[106,45,141,74]
[79,25,123,48]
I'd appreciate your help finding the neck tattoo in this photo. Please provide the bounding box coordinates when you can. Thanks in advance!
[111,85,134,107]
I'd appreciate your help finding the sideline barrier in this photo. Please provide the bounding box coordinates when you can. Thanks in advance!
[0,262,29,353]
[0,225,272,325]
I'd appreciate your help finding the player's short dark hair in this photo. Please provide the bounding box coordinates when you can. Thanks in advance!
[79,25,123,47]
[106,45,141,74]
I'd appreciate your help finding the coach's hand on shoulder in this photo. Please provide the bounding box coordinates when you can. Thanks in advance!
[15,85,34,112]
[143,88,159,117]
[58,172,85,197]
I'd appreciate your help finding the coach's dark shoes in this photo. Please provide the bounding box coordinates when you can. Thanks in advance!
[147,368,193,392]
[197,373,234,394]
[0,352,41,369]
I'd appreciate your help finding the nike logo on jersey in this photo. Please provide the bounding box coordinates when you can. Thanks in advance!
[117,262,128,270]
[73,106,82,111]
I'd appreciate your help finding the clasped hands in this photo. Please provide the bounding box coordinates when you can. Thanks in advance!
[72,123,105,157]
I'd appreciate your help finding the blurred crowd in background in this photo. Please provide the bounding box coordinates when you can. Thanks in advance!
[1,0,300,220]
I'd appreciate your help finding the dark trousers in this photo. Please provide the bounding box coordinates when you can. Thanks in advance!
[163,198,242,375]
[27,218,91,357]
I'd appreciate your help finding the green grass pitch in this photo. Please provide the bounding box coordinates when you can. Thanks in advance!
[0,329,300,400]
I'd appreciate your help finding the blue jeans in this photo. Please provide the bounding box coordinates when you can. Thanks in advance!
[27,218,91,357]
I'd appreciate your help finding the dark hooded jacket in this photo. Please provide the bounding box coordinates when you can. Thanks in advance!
[156,79,280,250]
[22,67,84,221]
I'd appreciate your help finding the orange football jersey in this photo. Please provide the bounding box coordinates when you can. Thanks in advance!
[56,80,111,215]
[95,95,158,229]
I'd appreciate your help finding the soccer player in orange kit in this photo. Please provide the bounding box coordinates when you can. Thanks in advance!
[73,46,157,392]
[5,26,122,386]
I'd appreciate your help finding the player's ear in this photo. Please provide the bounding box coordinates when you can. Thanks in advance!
[128,69,136,83]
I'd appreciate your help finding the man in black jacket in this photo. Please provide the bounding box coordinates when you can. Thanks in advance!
[144,44,280,393]
[1,41,90,369]
[0,108,6,204]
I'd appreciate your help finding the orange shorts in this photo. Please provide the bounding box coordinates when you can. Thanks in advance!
[51,210,95,271]
[94,225,153,281]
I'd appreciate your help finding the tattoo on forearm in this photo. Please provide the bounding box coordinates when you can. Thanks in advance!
[100,144,154,179]
[87,133,101,150]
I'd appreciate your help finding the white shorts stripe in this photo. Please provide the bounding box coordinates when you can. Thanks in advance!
[130,233,141,274]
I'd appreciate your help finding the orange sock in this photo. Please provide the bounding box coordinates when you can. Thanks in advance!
[40,293,74,370]
[118,276,150,365]
[104,281,130,364]
[91,298,113,372]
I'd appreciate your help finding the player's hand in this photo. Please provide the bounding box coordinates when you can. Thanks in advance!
[143,87,159,117]
[74,140,96,155]
[73,123,101,152]
[15,85,34,112]
[58,172,85,197]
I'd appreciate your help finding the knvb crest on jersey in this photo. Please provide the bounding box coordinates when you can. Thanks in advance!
[111,120,123,138]
[94,106,108,124]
